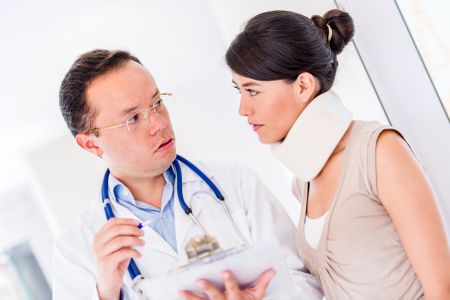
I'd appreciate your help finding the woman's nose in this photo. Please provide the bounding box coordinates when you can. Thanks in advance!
[238,96,253,117]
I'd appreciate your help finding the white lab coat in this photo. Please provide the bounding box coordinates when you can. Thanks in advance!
[52,161,323,299]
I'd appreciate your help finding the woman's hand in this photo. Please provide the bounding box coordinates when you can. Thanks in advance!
[179,269,276,300]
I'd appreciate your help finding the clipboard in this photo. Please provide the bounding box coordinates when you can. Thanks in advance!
[133,239,295,299]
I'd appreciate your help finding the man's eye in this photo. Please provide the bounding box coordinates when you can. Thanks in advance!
[150,99,162,110]
[154,99,162,107]
[127,114,139,124]
[233,85,241,94]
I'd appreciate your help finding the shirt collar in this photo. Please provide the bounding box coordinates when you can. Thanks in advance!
[108,159,214,203]
[110,166,175,210]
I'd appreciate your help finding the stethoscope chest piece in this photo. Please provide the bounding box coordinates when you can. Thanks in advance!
[185,234,222,261]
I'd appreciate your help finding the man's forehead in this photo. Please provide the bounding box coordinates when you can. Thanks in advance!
[85,62,158,114]
[88,62,155,96]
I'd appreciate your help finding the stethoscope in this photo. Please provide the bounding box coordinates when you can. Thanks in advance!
[101,154,249,285]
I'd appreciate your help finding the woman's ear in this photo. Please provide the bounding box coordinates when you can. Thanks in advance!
[75,133,103,158]
[294,72,321,104]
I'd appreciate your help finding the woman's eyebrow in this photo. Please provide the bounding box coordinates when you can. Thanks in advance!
[232,80,260,88]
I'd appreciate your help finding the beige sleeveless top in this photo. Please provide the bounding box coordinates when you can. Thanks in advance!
[295,121,424,299]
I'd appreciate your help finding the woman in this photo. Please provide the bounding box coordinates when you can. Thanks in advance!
[225,9,450,299]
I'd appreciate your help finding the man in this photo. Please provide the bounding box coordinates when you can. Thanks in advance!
[53,49,323,299]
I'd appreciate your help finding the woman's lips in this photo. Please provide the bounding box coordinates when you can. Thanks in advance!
[252,124,263,132]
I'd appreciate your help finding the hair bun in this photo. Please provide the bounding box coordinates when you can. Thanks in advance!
[312,9,355,54]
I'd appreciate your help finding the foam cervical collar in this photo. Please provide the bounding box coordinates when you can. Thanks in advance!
[271,90,353,182]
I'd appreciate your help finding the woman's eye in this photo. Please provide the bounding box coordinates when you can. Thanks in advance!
[246,89,258,96]
[233,85,241,94]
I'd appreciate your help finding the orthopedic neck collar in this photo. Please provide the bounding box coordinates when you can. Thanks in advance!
[270,90,353,182]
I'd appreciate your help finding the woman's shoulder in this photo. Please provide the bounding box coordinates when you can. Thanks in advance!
[352,120,405,150]
[348,120,410,199]
[353,120,391,135]
[350,120,403,152]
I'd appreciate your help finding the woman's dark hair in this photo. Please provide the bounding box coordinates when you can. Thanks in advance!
[225,9,354,94]
[59,49,141,136]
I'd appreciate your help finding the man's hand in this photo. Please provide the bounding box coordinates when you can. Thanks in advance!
[92,218,144,300]
[179,269,276,300]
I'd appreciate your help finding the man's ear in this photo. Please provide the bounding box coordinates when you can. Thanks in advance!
[294,72,321,105]
[75,133,103,157]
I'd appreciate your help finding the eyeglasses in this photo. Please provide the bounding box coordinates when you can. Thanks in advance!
[88,92,173,136]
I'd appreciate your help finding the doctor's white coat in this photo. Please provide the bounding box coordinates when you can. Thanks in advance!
[52,161,323,299]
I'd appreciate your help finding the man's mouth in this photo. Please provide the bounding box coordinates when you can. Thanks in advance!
[155,138,174,152]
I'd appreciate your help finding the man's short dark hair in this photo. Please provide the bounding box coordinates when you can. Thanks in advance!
[59,49,141,136]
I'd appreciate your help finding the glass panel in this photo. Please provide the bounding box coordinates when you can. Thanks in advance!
[396,0,450,119]
[1,241,52,300]
[0,253,24,300]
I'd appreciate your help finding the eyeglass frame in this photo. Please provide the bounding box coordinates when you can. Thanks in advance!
[86,92,173,136]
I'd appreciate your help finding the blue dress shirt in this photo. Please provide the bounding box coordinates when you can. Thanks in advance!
[110,167,177,252]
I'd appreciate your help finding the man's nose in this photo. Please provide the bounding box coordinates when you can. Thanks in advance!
[147,111,168,135]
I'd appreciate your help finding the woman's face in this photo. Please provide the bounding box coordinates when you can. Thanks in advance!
[232,72,308,144]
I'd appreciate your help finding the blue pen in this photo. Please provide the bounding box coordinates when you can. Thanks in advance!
[138,219,155,229]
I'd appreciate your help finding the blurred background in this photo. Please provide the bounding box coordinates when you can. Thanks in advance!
[0,0,449,298]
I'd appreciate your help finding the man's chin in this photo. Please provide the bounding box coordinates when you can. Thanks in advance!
[167,149,177,164]
[155,148,177,170]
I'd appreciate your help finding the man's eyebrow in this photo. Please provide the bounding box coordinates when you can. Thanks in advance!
[151,89,160,100]
[119,89,160,117]
[120,105,139,117]
[232,80,260,88]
